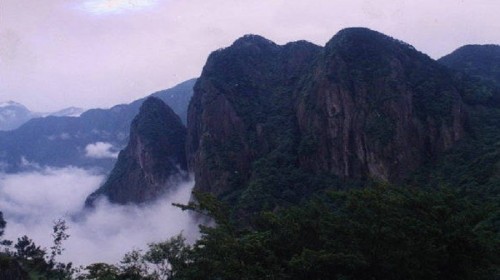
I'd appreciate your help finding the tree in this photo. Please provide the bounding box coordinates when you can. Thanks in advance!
[49,219,70,264]
[14,235,45,261]
[0,211,12,247]
[0,211,5,238]
[143,234,191,279]
[171,186,499,279]
[76,263,120,280]
[10,220,73,279]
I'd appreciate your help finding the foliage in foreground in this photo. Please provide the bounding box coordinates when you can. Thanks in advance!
[76,186,499,280]
[0,219,72,280]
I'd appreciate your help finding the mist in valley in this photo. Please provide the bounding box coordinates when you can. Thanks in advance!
[0,166,199,266]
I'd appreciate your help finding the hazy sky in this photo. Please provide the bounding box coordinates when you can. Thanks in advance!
[1,0,499,111]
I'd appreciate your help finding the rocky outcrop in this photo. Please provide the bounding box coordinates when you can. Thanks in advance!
[187,28,467,199]
[86,97,188,206]
[296,28,465,181]
[186,35,322,196]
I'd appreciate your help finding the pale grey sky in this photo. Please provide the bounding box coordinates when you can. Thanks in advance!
[1,0,499,111]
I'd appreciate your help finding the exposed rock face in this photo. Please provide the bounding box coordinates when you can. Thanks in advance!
[187,35,321,196]
[187,28,466,198]
[86,97,188,206]
[296,28,465,181]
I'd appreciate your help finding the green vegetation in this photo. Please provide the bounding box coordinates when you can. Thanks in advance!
[4,181,497,280]
[68,186,500,279]
[0,211,5,238]
[0,219,73,279]
[439,45,500,88]
[365,112,395,146]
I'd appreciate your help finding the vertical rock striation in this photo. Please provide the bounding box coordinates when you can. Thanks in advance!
[296,28,465,181]
[187,28,466,202]
[86,97,188,206]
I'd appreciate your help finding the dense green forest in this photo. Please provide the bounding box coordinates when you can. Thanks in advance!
[81,187,499,280]
[1,185,498,279]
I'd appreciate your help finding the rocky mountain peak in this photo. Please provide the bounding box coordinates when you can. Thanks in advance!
[85,97,188,206]
[0,101,27,108]
[231,34,278,50]
[0,101,33,131]
[187,29,467,210]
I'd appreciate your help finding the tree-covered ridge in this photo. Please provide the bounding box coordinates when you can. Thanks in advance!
[411,46,500,198]
[439,45,500,86]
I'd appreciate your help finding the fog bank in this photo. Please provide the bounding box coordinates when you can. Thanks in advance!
[0,166,198,266]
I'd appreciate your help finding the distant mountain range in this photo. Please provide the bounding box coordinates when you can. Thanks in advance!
[0,79,195,173]
[0,101,85,131]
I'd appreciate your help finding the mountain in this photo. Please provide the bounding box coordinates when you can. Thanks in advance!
[0,101,86,131]
[439,44,500,86]
[0,101,37,131]
[186,28,466,211]
[0,79,195,173]
[49,107,85,117]
[401,45,500,192]
[85,97,188,206]
[437,45,500,106]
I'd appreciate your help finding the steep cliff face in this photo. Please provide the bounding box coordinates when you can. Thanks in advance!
[187,28,467,205]
[86,97,188,206]
[296,28,465,181]
[187,35,322,196]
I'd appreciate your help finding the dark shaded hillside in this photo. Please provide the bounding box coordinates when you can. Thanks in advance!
[438,45,500,106]
[187,35,324,205]
[85,97,188,205]
[439,44,500,86]
[187,28,466,213]
[0,79,195,173]
[408,45,500,196]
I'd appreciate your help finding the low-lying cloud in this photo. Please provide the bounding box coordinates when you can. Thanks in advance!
[0,166,199,266]
[85,142,119,159]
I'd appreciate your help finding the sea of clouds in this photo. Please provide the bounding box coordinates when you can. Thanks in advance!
[0,166,199,266]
